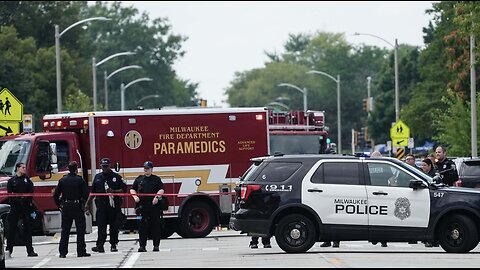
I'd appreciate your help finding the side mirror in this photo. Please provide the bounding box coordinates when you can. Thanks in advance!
[49,143,58,164]
[409,179,427,190]
[115,162,120,172]
[51,164,59,174]
[38,141,53,179]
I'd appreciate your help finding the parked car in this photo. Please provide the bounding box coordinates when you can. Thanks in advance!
[231,154,480,253]
[454,158,480,188]
[0,204,11,268]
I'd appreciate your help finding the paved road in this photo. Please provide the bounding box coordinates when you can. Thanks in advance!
[5,228,480,268]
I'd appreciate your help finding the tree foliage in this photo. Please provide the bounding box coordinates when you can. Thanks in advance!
[0,1,198,131]
[227,32,388,150]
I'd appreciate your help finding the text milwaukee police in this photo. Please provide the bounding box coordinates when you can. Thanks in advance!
[154,125,226,155]
[334,199,387,215]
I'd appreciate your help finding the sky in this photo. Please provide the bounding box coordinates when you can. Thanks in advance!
[121,1,435,108]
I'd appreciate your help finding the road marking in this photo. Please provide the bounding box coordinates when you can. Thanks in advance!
[329,258,343,266]
[33,258,51,268]
[160,248,171,252]
[121,252,141,268]
[202,247,219,251]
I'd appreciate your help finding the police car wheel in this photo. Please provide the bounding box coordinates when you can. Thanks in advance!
[275,214,316,253]
[438,214,478,253]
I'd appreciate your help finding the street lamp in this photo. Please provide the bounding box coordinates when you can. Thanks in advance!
[307,70,341,153]
[470,33,477,158]
[55,17,110,113]
[92,51,136,111]
[104,65,143,110]
[136,94,160,108]
[354,32,399,121]
[266,101,290,111]
[121,78,153,110]
[277,83,307,112]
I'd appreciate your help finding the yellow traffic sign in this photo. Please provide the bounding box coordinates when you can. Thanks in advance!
[0,121,20,136]
[390,120,410,146]
[0,88,23,121]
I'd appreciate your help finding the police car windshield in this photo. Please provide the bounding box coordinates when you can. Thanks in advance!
[0,140,31,176]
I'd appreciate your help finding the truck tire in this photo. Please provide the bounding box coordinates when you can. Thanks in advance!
[438,214,478,253]
[177,201,215,238]
[275,214,316,253]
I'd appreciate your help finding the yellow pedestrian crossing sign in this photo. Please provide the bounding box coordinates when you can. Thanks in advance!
[390,120,410,147]
[0,88,23,121]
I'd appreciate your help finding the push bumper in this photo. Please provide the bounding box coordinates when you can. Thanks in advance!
[229,216,271,236]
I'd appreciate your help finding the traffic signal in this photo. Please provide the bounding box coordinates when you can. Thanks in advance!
[357,129,364,144]
[363,127,368,141]
[353,130,358,146]
[365,140,372,149]
[200,99,207,107]
[362,98,368,111]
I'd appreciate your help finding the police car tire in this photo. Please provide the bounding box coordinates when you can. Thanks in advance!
[438,214,478,253]
[275,214,316,253]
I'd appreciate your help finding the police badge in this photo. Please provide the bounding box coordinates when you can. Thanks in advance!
[394,197,411,220]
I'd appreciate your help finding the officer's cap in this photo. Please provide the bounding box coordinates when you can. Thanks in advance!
[100,158,111,167]
[143,161,154,169]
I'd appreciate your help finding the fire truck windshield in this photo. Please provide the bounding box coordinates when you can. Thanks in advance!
[270,134,324,155]
[0,140,32,176]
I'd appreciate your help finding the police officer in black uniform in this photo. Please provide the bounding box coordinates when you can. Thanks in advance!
[130,161,164,252]
[88,158,126,253]
[434,146,458,186]
[6,162,38,257]
[53,161,90,258]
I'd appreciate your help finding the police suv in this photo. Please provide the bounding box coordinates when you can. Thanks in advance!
[230,154,480,253]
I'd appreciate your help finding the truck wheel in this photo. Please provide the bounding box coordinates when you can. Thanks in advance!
[438,214,478,253]
[177,201,215,238]
[275,214,316,253]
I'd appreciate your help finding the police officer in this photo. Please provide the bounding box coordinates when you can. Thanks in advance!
[434,146,458,186]
[130,161,164,252]
[87,158,126,253]
[6,163,38,257]
[53,161,90,258]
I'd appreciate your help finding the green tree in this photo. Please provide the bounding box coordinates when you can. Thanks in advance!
[227,31,388,150]
[0,1,198,118]
[368,44,420,144]
[84,1,195,110]
[434,91,480,156]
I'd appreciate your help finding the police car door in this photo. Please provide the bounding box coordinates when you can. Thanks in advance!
[303,159,368,236]
[364,160,430,234]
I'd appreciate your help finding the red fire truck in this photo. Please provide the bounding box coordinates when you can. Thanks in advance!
[0,107,269,238]
[268,110,329,155]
